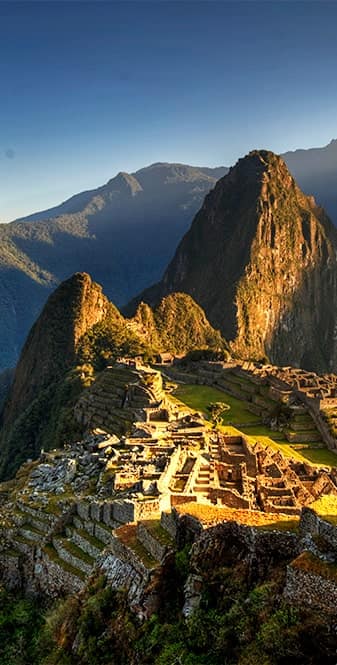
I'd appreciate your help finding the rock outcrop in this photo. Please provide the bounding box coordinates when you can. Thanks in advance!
[2,272,109,427]
[134,151,337,372]
[0,273,110,479]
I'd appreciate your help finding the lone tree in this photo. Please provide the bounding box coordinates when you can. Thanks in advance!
[207,401,230,428]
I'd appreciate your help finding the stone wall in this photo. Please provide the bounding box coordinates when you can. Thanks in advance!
[137,523,168,562]
[0,551,22,591]
[157,446,182,494]
[208,487,250,509]
[34,550,85,598]
[284,563,337,613]
[108,533,152,577]
[99,551,147,607]
[300,507,337,553]
[112,499,136,523]
[134,500,160,521]
[160,511,178,539]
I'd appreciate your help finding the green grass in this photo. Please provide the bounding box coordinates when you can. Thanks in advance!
[173,384,260,424]
[44,543,86,580]
[141,520,174,547]
[55,537,95,565]
[309,495,337,525]
[173,384,337,467]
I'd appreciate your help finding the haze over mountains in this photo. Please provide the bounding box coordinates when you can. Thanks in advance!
[1,139,337,372]
[283,139,337,223]
[0,163,226,370]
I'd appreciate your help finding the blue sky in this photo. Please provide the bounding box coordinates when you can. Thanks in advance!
[1,0,337,221]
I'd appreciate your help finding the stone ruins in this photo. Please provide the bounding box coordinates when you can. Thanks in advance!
[1,359,337,615]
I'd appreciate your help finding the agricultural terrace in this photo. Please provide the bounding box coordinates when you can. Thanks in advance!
[173,384,337,467]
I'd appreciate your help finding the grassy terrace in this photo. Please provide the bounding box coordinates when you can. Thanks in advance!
[141,519,174,547]
[291,551,337,583]
[309,495,337,526]
[44,543,86,580]
[175,502,299,532]
[173,384,337,467]
[115,524,158,569]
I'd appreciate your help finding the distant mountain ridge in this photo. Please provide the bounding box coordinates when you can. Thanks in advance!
[0,162,227,371]
[283,139,337,223]
[14,163,228,223]
[1,139,337,373]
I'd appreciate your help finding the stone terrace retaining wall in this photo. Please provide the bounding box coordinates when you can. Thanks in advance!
[160,511,178,538]
[284,563,337,613]
[300,507,337,553]
[137,523,167,562]
[34,550,85,598]
[0,551,22,590]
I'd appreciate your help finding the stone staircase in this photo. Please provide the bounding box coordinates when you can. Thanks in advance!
[193,464,212,497]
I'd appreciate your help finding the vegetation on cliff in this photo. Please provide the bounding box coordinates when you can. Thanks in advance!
[0,163,226,372]
[1,550,336,665]
[135,150,337,373]
[154,293,224,355]
[0,275,225,480]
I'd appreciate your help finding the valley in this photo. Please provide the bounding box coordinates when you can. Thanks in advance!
[2,151,337,665]
[3,2,337,662]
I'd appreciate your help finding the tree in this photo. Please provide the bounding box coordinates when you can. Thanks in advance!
[207,402,230,428]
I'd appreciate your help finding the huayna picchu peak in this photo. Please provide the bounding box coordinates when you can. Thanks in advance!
[132,150,337,373]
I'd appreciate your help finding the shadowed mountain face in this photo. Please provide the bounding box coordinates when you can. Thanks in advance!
[132,151,337,372]
[0,163,227,371]
[0,273,223,479]
[283,139,337,224]
[2,272,110,428]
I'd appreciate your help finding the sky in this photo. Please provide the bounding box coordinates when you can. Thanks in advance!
[1,0,337,221]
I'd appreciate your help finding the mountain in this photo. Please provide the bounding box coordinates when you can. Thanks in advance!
[134,292,224,356]
[131,150,337,372]
[282,139,337,223]
[0,273,111,477]
[0,272,224,479]
[2,272,110,428]
[0,163,227,372]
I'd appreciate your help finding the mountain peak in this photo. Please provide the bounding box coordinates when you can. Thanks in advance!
[2,272,110,429]
[135,149,337,372]
[105,171,142,196]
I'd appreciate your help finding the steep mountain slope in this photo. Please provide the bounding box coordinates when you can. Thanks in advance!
[0,272,224,479]
[0,273,111,477]
[0,163,227,371]
[283,139,337,224]
[2,272,110,428]
[133,151,337,372]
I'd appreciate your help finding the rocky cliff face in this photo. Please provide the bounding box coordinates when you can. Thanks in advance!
[2,272,109,428]
[135,151,337,372]
[0,273,111,478]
